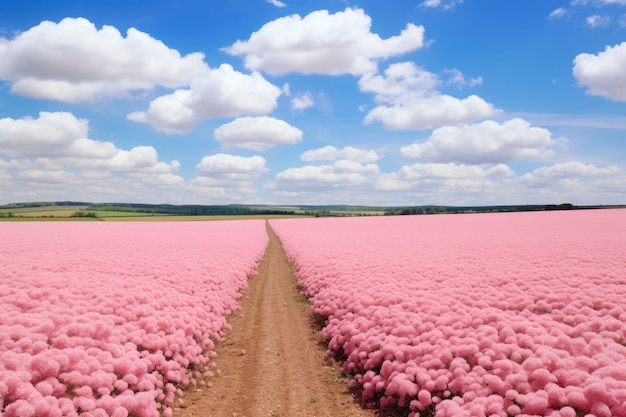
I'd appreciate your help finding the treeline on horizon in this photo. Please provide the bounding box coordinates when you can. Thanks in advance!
[0,201,620,218]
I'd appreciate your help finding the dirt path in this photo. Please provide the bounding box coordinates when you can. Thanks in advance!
[174,222,376,417]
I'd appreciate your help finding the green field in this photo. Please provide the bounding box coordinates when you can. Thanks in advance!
[0,205,312,221]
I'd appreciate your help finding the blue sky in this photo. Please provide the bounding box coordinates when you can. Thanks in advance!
[1,0,625,206]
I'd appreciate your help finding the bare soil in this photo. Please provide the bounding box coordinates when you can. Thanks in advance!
[174,222,377,417]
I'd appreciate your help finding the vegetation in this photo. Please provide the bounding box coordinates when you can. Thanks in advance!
[0,201,622,221]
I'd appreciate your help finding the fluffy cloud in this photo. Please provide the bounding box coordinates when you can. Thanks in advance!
[273,161,380,191]
[400,118,565,163]
[189,153,269,202]
[195,153,268,179]
[128,64,281,134]
[271,144,383,192]
[0,113,184,203]
[521,161,621,180]
[0,17,207,102]
[213,117,303,151]
[360,62,496,130]
[397,162,514,181]
[574,42,626,101]
[223,8,425,76]
[359,62,441,100]
[364,95,495,130]
[0,112,90,157]
[291,93,315,110]
[0,112,180,175]
[300,145,381,163]
[515,162,625,201]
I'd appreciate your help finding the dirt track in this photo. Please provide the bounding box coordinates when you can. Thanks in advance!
[174,222,376,417]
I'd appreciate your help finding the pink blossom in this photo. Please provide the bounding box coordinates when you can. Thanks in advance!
[271,210,626,415]
[1,221,268,414]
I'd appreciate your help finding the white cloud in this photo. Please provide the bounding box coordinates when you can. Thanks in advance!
[573,41,626,101]
[359,62,441,100]
[443,69,483,88]
[223,8,425,76]
[515,162,625,200]
[522,161,621,179]
[128,64,282,134]
[195,153,268,179]
[364,94,496,130]
[300,145,381,163]
[291,93,315,110]
[0,112,90,157]
[0,17,207,102]
[400,118,565,163]
[213,117,303,151]
[188,153,268,202]
[549,7,568,19]
[397,162,514,180]
[585,14,612,26]
[274,161,380,190]
[360,62,496,130]
[597,0,626,5]
[420,0,463,10]
[0,112,179,175]
[267,0,287,7]
[0,112,185,204]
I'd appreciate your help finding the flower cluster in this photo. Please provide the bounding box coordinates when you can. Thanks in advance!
[271,210,626,417]
[0,221,268,417]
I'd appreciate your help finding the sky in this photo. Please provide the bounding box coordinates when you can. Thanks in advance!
[1,0,625,206]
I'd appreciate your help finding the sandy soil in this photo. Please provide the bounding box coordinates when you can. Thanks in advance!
[174,222,377,417]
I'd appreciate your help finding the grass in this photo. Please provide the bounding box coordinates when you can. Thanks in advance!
[0,208,312,222]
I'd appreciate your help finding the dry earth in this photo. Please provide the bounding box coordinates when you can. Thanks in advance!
[174,222,378,417]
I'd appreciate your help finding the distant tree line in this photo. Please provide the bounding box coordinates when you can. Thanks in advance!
[70,210,98,218]
[383,203,580,216]
[87,203,298,216]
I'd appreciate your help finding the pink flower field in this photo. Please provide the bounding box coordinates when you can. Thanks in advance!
[0,221,268,417]
[270,210,626,417]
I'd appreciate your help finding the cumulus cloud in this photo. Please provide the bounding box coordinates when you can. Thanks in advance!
[0,17,207,102]
[397,162,514,180]
[223,8,425,76]
[0,112,179,175]
[364,95,495,130]
[195,153,268,180]
[213,117,302,151]
[522,161,621,179]
[291,93,315,110]
[127,64,282,134]
[400,118,565,163]
[360,62,496,130]
[573,42,626,101]
[359,62,441,100]
[300,145,381,163]
[0,112,90,157]
[368,162,516,201]
[273,161,380,191]
[516,161,625,200]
